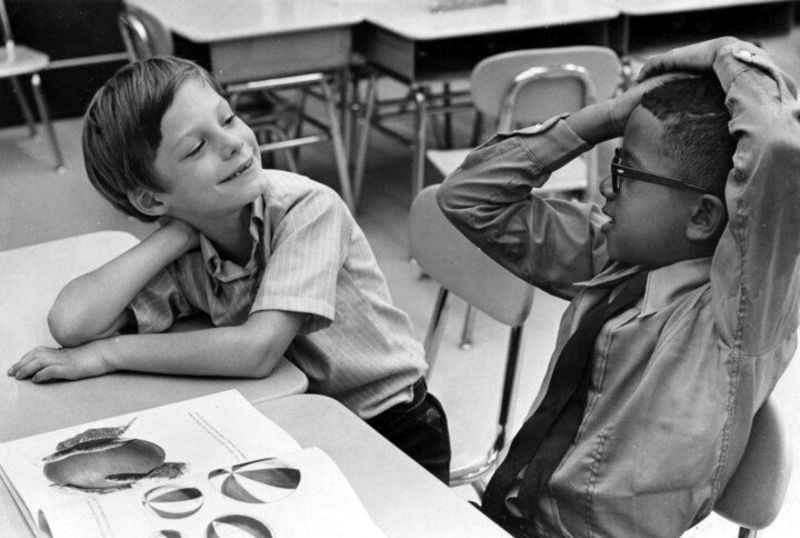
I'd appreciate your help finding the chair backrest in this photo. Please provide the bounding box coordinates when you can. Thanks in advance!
[470,46,622,130]
[713,396,792,530]
[409,184,533,327]
[118,5,173,61]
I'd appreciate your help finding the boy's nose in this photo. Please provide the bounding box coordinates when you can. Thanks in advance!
[222,134,244,158]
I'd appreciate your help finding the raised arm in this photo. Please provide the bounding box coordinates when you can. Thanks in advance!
[47,220,198,347]
[437,75,675,294]
[643,38,800,351]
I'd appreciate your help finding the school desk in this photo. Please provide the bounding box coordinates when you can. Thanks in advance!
[604,0,795,54]
[124,0,360,84]
[0,393,512,537]
[0,231,308,443]
[352,0,619,203]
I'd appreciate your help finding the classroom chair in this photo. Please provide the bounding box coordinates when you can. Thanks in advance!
[117,5,355,212]
[712,396,792,537]
[425,46,621,348]
[409,183,534,491]
[0,0,64,172]
[350,64,473,210]
[427,45,622,202]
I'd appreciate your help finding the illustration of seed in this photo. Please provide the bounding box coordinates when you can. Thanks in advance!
[143,485,204,519]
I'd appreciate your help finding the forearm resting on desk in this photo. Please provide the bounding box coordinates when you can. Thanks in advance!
[10,310,302,383]
[48,223,197,347]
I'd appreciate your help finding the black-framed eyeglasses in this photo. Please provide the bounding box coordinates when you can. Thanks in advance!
[611,148,713,194]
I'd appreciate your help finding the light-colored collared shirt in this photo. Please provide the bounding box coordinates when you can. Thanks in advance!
[438,43,800,537]
[129,170,426,419]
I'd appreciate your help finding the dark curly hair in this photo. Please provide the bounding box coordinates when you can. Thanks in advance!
[641,74,735,198]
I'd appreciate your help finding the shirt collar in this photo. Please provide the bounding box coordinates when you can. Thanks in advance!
[577,257,711,317]
[199,195,265,282]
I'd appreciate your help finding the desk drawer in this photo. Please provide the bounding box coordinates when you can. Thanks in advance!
[358,21,609,83]
[210,26,352,84]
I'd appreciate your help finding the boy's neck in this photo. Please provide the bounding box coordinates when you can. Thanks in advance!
[195,205,254,266]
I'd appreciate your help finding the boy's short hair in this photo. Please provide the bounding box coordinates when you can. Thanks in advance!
[82,56,221,221]
[641,74,735,198]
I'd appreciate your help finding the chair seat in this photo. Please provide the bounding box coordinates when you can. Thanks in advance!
[0,45,50,78]
[427,148,588,193]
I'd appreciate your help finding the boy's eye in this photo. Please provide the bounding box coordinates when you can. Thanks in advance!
[223,114,236,125]
[185,140,205,158]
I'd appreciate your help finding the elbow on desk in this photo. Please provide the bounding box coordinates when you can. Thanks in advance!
[244,349,283,379]
[234,334,285,379]
[47,304,100,348]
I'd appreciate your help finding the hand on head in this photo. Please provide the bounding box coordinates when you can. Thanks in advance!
[636,36,742,81]
[606,72,695,139]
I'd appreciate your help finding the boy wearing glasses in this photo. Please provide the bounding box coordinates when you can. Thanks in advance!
[438,37,800,537]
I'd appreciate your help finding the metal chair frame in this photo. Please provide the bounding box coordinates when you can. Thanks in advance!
[0,0,64,172]
[409,184,534,490]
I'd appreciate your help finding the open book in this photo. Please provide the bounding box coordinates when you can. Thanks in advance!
[0,390,385,538]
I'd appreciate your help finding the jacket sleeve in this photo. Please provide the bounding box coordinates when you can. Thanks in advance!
[437,116,610,299]
[710,43,800,354]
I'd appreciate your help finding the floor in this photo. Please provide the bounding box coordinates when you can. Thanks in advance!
[2,29,800,537]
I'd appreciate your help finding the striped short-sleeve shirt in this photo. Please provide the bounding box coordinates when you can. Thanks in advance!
[129,170,427,418]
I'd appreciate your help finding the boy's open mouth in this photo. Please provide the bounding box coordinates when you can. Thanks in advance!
[219,156,254,184]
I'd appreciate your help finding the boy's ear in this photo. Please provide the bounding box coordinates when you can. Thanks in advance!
[685,194,726,242]
[127,188,168,217]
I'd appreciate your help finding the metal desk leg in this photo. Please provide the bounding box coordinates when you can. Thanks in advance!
[352,72,377,205]
[411,85,429,203]
[10,76,36,137]
[320,77,355,212]
[30,73,65,172]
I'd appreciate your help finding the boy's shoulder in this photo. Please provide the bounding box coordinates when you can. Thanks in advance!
[261,169,342,210]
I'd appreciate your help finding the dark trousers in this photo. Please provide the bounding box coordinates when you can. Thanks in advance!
[367,379,451,484]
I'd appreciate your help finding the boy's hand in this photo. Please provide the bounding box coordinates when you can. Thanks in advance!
[605,73,692,137]
[7,341,114,383]
[570,73,689,144]
[637,36,740,81]
[159,217,200,254]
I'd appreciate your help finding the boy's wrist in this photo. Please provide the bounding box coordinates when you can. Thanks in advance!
[565,102,616,146]
[88,338,118,375]
[155,219,200,256]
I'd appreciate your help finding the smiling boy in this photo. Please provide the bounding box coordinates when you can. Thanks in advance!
[8,57,450,482]
[437,38,800,536]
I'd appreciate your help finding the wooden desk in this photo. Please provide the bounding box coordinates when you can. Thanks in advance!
[352,0,619,202]
[605,0,795,54]
[0,231,308,442]
[125,0,360,84]
[1,394,510,537]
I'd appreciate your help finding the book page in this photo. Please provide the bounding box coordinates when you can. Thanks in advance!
[0,390,300,536]
[40,447,385,538]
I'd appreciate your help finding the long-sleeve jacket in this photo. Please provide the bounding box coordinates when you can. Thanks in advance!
[438,43,800,537]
